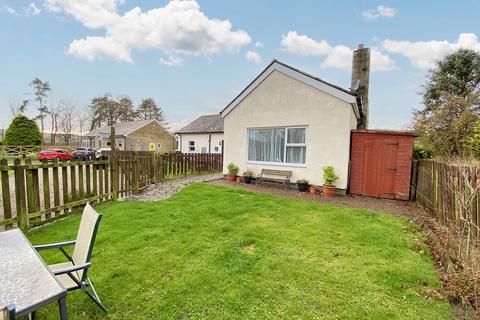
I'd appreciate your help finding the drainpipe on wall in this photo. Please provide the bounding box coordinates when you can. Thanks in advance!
[208,133,211,153]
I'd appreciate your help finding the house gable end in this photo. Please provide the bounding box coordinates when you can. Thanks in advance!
[220,60,359,118]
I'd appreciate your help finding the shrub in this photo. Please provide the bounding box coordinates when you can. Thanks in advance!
[323,166,339,186]
[243,170,253,177]
[227,163,239,175]
[413,145,434,160]
[4,115,43,146]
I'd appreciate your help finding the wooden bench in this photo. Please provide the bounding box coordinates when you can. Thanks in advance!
[257,169,292,190]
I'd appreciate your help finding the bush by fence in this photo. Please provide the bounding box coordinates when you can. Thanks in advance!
[0,151,223,231]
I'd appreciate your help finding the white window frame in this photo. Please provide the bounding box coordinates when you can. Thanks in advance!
[189,141,195,152]
[246,126,308,167]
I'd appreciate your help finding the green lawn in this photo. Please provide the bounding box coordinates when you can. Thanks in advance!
[27,183,452,319]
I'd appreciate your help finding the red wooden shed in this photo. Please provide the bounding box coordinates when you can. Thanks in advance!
[349,130,416,200]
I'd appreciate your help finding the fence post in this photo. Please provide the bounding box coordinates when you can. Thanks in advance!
[14,159,28,231]
[110,126,118,201]
[133,152,139,192]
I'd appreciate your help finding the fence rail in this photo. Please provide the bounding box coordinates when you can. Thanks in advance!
[416,159,480,239]
[0,151,223,231]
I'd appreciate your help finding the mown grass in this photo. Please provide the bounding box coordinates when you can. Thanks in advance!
[27,183,453,319]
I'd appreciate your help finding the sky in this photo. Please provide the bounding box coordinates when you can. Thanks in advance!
[1,0,480,132]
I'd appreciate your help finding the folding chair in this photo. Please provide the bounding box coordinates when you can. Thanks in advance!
[34,203,106,313]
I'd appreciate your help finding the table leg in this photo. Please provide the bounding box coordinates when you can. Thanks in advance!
[58,297,68,320]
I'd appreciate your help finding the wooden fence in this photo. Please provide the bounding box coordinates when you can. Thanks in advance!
[0,145,42,158]
[0,151,223,231]
[416,159,480,238]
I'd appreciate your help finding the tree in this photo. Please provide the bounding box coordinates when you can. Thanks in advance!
[89,95,122,129]
[48,97,64,146]
[4,115,43,146]
[137,98,166,123]
[414,49,480,156]
[77,109,90,138]
[59,103,75,145]
[464,120,480,157]
[30,78,51,135]
[8,95,28,118]
[118,96,138,122]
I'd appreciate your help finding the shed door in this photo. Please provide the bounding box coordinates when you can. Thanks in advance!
[363,140,398,199]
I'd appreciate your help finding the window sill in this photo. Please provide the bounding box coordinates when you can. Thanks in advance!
[246,161,307,168]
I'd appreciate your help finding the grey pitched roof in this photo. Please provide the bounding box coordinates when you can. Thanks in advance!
[176,114,224,134]
[85,119,167,137]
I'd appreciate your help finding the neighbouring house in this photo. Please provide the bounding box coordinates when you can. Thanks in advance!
[82,119,175,152]
[176,114,224,154]
[220,45,371,192]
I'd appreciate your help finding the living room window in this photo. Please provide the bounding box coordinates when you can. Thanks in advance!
[247,127,307,165]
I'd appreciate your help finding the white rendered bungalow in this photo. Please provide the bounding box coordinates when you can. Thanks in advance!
[220,46,370,191]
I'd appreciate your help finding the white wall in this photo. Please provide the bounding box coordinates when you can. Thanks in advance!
[223,70,358,189]
[178,133,224,153]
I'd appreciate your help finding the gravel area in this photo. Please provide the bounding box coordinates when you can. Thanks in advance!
[125,173,223,201]
[210,180,423,218]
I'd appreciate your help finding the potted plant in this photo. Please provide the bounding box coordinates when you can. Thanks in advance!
[226,163,239,182]
[309,185,318,194]
[322,165,339,197]
[243,170,254,184]
[296,178,309,192]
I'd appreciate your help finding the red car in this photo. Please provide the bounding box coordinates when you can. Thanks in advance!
[38,149,72,161]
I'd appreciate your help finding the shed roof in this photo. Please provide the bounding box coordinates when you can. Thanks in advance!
[176,114,224,134]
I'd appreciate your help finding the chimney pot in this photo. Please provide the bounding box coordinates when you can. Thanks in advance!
[357,43,364,49]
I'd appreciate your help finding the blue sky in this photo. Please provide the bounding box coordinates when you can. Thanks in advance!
[1,0,479,131]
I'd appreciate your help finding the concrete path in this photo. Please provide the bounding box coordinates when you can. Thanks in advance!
[125,173,223,201]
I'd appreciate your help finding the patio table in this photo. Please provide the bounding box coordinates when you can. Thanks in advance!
[0,229,68,319]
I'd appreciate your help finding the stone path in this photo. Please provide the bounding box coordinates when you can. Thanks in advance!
[124,173,223,201]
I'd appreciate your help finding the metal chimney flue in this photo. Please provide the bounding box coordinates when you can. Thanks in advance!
[351,45,370,129]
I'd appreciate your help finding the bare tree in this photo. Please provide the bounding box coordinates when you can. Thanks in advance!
[48,97,64,146]
[76,108,90,137]
[8,95,29,118]
[59,103,75,145]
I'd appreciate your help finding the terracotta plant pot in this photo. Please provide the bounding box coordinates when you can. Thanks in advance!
[226,174,236,182]
[309,186,317,194]
[322,185,336,197]
[236,176,243,183]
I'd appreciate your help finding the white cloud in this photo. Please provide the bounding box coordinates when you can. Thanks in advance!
[45,0,251,63]
[68,36,133,63]
[281,31,395,72]
[160,55,183,67]
[255,41,263,48]
[383,33,480,69]
[1,2,41,16]
[25,3,41,16]
[281,31,331,56]
[245,50,261,64]
[361,5,398,21]
[0,4,18,15]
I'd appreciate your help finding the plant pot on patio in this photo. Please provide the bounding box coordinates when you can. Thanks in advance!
[236,176,243,183]
[226,163,239,183]
[296,179,309,192]
[309,185,318,194]
[243,170,253,184]
[322,165,339,198]
[322,185,336,197]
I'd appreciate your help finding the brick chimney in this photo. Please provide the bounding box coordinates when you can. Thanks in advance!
[351,44,370,129]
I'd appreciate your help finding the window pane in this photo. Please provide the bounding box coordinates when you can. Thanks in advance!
[248,128,285,162]
[287,128,306,144]
[286,146,306,164]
